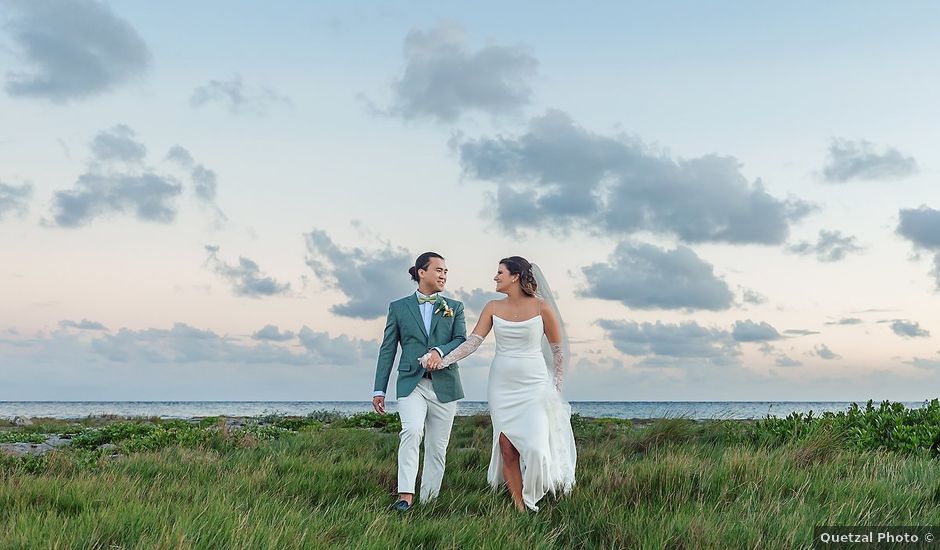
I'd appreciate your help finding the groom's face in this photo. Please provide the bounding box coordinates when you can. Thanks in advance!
[420,257,448,293]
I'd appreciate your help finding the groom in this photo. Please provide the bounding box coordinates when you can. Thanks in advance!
[372,251,466,512]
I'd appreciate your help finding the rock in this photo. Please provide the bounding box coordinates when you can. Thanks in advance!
[224,418,246,431]
[200,417,247,432]
[0,442,52,457]
[12,416,33,427]
[0,435,73,457]
[97,443,118,451]
[45,436,72,448]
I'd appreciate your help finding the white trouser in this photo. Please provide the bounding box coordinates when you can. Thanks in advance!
[397,378,457,502]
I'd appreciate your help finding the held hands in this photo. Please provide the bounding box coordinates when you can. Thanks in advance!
[419,349,443,371]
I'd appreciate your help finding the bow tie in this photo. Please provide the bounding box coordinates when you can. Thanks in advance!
[417,295,438,304]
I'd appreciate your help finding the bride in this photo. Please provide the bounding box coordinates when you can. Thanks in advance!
[421,256,577,511]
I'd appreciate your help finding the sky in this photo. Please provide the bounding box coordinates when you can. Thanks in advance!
[2,1,940,401]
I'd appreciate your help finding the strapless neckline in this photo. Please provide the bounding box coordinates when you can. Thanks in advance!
[493,314,542,324]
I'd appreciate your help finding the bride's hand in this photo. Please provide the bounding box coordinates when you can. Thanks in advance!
[418,352,431,369]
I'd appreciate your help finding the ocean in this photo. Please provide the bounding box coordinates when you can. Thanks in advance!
[0,400,928,420]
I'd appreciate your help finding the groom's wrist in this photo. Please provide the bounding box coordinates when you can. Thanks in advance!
[372,390,385,398]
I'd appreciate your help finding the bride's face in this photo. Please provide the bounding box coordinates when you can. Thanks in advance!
[493,263,518,294]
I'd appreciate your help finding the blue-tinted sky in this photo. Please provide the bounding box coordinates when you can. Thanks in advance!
[2,1,939,401]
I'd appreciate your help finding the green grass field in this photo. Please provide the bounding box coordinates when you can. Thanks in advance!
[2,401,940,548]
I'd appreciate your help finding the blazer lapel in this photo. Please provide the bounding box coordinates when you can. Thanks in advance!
[428,297,442,339]
[405,295,428,339]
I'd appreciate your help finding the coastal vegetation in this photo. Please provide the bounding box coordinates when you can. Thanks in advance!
[2,400,940,548]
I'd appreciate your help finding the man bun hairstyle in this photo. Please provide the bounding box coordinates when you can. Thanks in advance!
[499,255,538,297]
[409,252,444,282]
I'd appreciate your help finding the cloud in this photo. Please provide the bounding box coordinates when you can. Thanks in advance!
[46,130,227,228]
[450,287,501,317]
[2,0,151,101]
[90,323,310,365]
[59,319,107,331]
[4,322,377,369]
[814,344,841,360]
[596,319,740,367]
[889,320,930,338]
[190,75,291,115]
[0,323,390,400]
[303,229,415,319]
[164,145,227,223]
[821,138,918,183]
[783,329,820,336]
[579,241,734,311]
[825,317,862,326]
[742,289,767,305]
[896,206,940,290]
[732,320,782,342]
[907,357,940,369]
[0,181,33,220]
[298,326,378,366]
[775,355,802,367]
[51,173,182,227]
[165,145,194,166]
[90,124,146,163]
[203,245,292,298]
[932,255,940,292]
[457,109,813,243]
[787,230,864,262]
[252,324,295,342]
[49,126,184,227]
[379,20,538,122]
[191,166,219,204]
[898,207,940,250]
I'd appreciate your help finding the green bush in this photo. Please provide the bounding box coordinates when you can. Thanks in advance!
[0,432,49,444]
[335,412,402,433]
[748,399,940,455]
[70,421,159,449]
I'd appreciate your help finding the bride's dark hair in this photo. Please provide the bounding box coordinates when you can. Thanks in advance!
[500,256,538,297]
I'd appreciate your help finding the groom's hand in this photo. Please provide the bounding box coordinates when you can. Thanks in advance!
[426,349,442,371]
[372,396,385,415]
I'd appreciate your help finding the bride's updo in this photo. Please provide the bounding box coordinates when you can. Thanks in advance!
[500,256,538,297]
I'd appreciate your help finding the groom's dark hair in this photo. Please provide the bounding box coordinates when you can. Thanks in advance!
[409,252,444,282]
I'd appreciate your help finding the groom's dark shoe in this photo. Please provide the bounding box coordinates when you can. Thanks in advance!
[389,499,412,513]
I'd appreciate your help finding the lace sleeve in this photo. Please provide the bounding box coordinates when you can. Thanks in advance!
[550,342,564,390]
[420,334,484,369]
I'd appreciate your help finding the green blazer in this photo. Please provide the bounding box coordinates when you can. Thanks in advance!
[374,294,467,403]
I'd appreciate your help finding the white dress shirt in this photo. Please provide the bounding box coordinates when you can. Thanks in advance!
[417,290,436,335]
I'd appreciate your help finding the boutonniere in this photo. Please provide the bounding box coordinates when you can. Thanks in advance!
[434,299,455,317]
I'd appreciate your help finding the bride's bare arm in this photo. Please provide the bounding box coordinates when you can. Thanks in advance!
[541,299,561,343]
[469,300,495,340]
[422,301,496,370]
[540,300,565,389]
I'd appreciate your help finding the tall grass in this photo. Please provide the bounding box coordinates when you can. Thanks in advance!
[1,402,940,548]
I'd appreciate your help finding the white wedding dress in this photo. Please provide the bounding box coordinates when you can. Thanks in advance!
[487,313,577,511]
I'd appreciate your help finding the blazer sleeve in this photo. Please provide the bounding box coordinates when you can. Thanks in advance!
[374,303,400,393]
[436,302,467,358]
